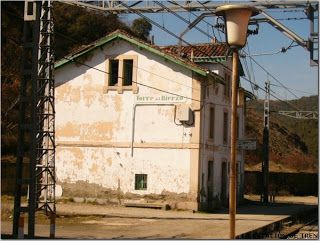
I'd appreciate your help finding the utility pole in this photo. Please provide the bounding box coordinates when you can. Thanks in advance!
[13,1,56,238]
[261,80,270,204]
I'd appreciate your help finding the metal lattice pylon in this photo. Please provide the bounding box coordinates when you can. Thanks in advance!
[13,1,55,238]
[36,0,56,217]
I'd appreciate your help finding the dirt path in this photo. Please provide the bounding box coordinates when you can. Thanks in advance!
[1,195,317,239]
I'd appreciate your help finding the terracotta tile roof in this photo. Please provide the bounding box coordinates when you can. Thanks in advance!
[55,30,224,82]
[161,43,231,59]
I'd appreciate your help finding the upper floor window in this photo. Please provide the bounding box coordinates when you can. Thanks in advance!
[109,59,119,86]
[209,107,215,140]
[123,59,133,86]
[104,55,138,94]
[224,72,231,98]
[237,116,240,139]
[223,111,228,145]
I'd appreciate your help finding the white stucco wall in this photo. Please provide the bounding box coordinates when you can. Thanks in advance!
[55,39,196,195]
[196,61,245,203]
[54,38,245,203]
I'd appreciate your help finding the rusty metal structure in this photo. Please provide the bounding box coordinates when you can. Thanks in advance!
[61,0,318,66]
[13,0,55,238]
[12,0,318,238]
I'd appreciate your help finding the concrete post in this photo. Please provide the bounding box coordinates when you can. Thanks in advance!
[229,48,239,239]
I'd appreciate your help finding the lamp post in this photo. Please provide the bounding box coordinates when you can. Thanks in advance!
[216,5,259,239]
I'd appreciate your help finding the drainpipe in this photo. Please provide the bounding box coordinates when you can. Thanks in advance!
[131,103,176,157]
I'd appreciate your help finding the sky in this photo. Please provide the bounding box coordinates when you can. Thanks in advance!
[120,2,318,101]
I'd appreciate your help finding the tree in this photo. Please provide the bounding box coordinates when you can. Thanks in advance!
[1,2,133,157]
[131,18,152,41]
[53,2,131,60]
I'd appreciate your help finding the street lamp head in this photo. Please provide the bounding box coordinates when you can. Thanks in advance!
[216,5,259,49]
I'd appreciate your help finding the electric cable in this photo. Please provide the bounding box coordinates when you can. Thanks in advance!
[53,3,308,111]
[120,1,217,59]
[55,31,205,92]
[241,41,298,57]
[243,50,300,100]
[56,1,315,104]
[169,0,219,41]
[155,1,298,103]
[243,43,258,96]
[195,0,222,41]
[154,1,213,41]
[147,1,303,104]
[270,83,317,95]
[161,2,309,102]
[56,31,301,112]
[62,56,236,109]
[241,76,299,111]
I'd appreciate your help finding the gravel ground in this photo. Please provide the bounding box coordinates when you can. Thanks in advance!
[1,195,317,239]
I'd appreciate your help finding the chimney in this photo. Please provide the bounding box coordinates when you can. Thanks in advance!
[211,37,217,44]
[191,48,194,62]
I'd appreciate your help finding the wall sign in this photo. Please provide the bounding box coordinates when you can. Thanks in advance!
[237,139,257,150]
[136,95,187,104]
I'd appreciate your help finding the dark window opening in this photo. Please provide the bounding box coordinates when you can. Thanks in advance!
[27,2,34,15]
[123,59,133,86]
[224,73,230,97]
[109,59,119,86]
[237,116,240,139]
[209,107,215,139]
[208,161,213,181]
[135,174,147,190]
[223,112,228,145]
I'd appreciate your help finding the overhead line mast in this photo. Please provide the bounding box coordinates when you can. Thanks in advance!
[13,0,56,238]
[60,0,318,66]
[12,0,318,238]
[59,1,318,13]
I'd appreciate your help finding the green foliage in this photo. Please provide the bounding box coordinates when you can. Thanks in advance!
[53,2,131,60]
[1,2,134,157]
[131,18,152,41]
[1,2,24,84]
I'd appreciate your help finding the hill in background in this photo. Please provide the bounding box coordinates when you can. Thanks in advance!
[1,2,318,175]
[244,95,318,173]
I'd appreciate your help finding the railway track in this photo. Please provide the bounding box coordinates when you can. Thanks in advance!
[284,219,318,239]
[266,215,318,239]
[247,207,319,240]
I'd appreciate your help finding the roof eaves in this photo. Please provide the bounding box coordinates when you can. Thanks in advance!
[54,33,119,69]
[207,72,225,85]
[54,31,209,77]
[193,56,227,63]
[118,34,208,76]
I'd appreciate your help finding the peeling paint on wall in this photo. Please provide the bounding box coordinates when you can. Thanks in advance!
[56,122,80,138]
[55,39,244,208]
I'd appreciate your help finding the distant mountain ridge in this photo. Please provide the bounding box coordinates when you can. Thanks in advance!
[244,95,318,173]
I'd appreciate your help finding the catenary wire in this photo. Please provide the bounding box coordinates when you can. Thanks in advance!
[140,2,303,104]
[156,3,306,102]
[242,50,300,100]
[55,31,204,92]
[154,1,214,41]
[41,3,311,109]
[62,56,239,109]
[61,52,267,112]
[61,50,298,113]
[241,76,299,111]
[119,1,221,59]
[170,0,219,40]
[270,83,317,95]
[4,2,307,118]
